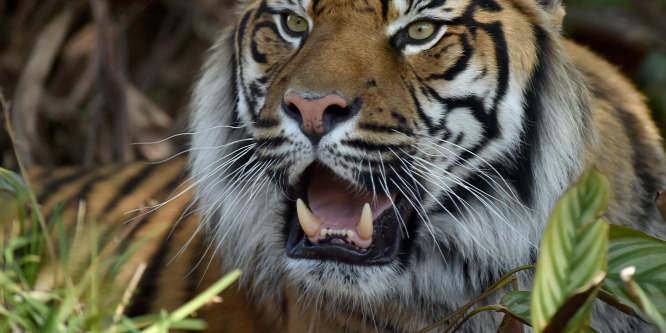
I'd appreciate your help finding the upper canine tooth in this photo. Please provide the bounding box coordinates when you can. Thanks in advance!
[358,203,373,240]
[297,198,322,238]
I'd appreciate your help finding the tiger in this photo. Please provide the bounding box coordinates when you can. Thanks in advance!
[186,0,666,331]
[17,0,666,331]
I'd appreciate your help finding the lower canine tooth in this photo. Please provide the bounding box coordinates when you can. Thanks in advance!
[297,198,322,238]
[358,203,373,240]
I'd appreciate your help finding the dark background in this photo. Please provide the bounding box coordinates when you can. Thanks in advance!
[1,0,665,169]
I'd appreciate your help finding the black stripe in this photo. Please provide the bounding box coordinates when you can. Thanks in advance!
[312,0,322,15]
[254,117,280,128]
[157,169,187,200]
[482,21,510,108]
[125,221,182,317]
[235,9,254,64]
[426,33,472,81]
[418,0,447,12]
[341,139,410,151]
[44,170,118,222]
[616,107,664,228]
[359,122,413,135]
[251,21,281,64]
[37,169,90,203]
[476,0,502,11]
[236,8,259,121]
[248,80,264,103]
[381,0,390,21]
[229,31,244,127]
[421,84,494,141]
[432,25,549,214]
[496,24,548,206]
[101,163,159,214]
[408,86,437,135]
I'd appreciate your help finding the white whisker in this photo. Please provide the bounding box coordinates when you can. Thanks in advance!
[131,124,252,146]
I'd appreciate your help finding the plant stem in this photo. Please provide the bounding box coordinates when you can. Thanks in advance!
[417,265,534,332]
[450,305,501,332]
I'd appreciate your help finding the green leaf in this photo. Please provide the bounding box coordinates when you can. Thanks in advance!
[497,291,531,326]
[602,225,666,327]
[0,168,29,200]
[0,168,30,219]
[531,169,611,333]
[619,266,666,332]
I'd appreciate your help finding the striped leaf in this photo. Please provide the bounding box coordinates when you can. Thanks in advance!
[531,169,610,333]
[603,225,666,330]
[620,266,666,331]
[498,291,531,326]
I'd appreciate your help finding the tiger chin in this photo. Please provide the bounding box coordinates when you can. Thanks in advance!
[188,0,666,331]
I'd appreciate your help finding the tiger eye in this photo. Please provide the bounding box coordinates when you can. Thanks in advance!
[407,21,435,40]
[286,14,308,33]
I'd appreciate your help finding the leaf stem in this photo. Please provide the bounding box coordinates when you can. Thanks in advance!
[417,265,534,332]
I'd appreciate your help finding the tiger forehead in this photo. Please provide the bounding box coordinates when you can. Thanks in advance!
[266,0,466,20]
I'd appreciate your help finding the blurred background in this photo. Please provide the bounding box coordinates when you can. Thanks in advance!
[0,0,665,170]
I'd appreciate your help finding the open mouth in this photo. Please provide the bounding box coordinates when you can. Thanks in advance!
[286,164,413,265]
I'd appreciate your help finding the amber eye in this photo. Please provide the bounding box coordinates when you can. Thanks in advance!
[285,14,308,33]
[407,21,435,40]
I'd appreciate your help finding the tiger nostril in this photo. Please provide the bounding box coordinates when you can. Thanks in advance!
[324,104,351,119]
[283,100,302,120]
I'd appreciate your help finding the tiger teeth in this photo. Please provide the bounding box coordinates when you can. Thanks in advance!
[320,228,356,238]
[297,198,372,241]
[357,203,373,240]
[296,198,321,238]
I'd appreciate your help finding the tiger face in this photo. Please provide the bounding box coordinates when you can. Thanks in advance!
[189,0,665,331]
[238,0,552,266]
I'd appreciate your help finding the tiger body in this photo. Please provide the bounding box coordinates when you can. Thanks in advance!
[22,0,666,331]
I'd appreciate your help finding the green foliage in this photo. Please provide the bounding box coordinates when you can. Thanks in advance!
[0,168,241,333]
[423,169,666,332]
[604,225,666,327]
[531,169,610,333]
[620,266,666,331]
[498,291,531,325]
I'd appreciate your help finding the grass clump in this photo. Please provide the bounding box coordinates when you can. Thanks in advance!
[0,167,240,333]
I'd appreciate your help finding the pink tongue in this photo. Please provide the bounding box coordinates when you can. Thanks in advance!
[308,165,394,230]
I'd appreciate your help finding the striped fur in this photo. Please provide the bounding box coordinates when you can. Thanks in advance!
[23,159,273,331]
[23,0,666,332]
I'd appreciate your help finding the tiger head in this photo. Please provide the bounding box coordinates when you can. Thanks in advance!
[190,0,593,330]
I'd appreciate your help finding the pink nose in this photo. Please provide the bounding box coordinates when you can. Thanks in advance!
[283,92,348,140]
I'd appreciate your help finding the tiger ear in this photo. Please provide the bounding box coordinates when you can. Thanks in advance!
[536,0,566,31]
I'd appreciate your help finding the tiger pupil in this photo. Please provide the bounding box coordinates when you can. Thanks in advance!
[408,22,435,40]
[286,14,308,33]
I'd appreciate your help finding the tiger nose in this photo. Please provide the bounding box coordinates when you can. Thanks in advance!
[283,92,354,143]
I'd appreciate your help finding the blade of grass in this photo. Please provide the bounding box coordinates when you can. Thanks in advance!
[110,262,147,333]
[141,269,241,333]
[2,93,59,287]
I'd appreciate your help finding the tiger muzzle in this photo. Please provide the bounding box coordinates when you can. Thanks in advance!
[285,164,413,265]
